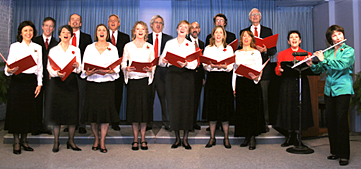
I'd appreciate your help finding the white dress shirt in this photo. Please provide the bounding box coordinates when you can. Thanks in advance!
[47,43,82,77]
[80,42,120,82]
[42,34,52,44]
[232,50,262,91]
[202,45,234,72]
[121,41,155,85]
[159,38,197,69]
[4,41,43,86]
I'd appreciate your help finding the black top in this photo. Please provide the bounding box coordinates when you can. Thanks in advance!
[107,30,130,58]
[79,31,93,61]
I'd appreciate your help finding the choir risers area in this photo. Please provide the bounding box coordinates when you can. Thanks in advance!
[3,124,285,145]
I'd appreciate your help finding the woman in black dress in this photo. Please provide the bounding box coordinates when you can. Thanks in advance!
[122,21,155,150]
[81,24,121,153]
[159,20,196,150]
[4,21,42,154]
[233,30,266,150]
[202,26,234,149]
[46,25,82,152]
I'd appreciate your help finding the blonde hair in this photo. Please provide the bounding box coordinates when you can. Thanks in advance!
[176,20,191,34]
[209,26,227,48]
[239,30,256,49]
[131,21,149,41]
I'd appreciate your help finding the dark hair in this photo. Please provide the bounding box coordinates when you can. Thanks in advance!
[58,25,73,37]
[239,30,256,49]
[287,30,301,40]
[43,17,56,28]
[209,26,227,48]
[213,13,228,28]
[131,21,149,41]
[94,24,109,41]
[69,13,82,23]
[17,20,37,42]
[326,25,345,45]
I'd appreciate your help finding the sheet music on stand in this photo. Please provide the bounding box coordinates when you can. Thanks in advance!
[291,39,347,69]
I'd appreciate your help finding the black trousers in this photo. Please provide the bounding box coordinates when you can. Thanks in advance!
[112,72,124,126]
[193,65,204,124]
[151,66,169,126]
[325,94,350,159]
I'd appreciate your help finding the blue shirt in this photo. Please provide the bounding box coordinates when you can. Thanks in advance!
[310,43,355,97]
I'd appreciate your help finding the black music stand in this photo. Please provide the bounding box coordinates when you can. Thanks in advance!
[281,56,315,154]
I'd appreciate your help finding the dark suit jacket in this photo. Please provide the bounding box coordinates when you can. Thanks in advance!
[205,31,236,47]
[186,35,205,51]
[240,25,277,80]
[147,33,173,56]
[186,34,205,78]
[79,31,93,61]
[107,31,130,58]
[33,35,59,85]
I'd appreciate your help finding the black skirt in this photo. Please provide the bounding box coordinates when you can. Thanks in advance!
[81,81,120,124]
[5,73,37,134]
[234,76,266,137]
[126,78,153,123]
[165,66,194,131]
[203,71,234,122]
[275,76,314,130]
[45,73,79,125]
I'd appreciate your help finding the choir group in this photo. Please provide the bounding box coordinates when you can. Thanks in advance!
[3,7,354,166]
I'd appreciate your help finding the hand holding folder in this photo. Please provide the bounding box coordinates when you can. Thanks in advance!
[48,56,77,81]
[199,55,235,65]
[235,58,270,80]
[255,34,278,49]
[83,57,122,75]
[1,53,37,75]
[130,57,159,73]
[164,49,202,68]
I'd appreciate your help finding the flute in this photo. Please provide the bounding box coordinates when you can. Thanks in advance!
[291,39,347,69]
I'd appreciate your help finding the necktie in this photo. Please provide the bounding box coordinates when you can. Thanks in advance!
[111,32,116,46]
[254,27,258,37]
[154,34,159,58]
[194,40,198,49]
[72,33,76,47]
[45,38,49,50]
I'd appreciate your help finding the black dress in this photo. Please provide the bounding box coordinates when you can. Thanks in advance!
[45,73,79,125]
[203,71,234,122]
[5,74,37,134]
[126,78,153,123]
[234,76,266,137]
[165,66,194,131]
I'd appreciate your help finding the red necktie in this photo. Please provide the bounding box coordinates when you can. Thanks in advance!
[254,27,258,37]
[111,32,116,46]
[45,38,49,50]
[154,34,159,58]
[72,33,76,47]
[194,41,199,49]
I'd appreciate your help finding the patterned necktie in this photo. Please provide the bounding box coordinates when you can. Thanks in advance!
[154,34,159,58]
[194,40,198,49]
[254,27,258,37]
[72,33,76,47]
[111,32,116,46]
[45,38,49,50]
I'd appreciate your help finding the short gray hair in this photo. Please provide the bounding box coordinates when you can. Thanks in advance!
[150,15,164,26]
[248,8,262,18]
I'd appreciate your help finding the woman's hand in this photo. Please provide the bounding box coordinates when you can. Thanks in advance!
[162,58,169,64]
[57,71,66,78]
[314,50,324,62]
[34,85,41,98]
[210,63,227,69]
[306,55,313,67]
[86,68,97,76]
[233,90,236,97]
[256,45,267,53]
[7,66,19,74]
[72,62,79,68]
[279,66,284,72]
[248,72,260,80]
[100,68,115,74]
[177,61,187,68]
[143,66,152,72]
[126,66,136,72]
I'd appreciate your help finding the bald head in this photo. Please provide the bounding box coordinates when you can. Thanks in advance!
[190,22,201,39]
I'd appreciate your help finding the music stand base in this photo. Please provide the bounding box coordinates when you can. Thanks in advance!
[286,146,314,154]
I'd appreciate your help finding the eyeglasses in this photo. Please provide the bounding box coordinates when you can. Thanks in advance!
[250,13,260,16]
[154,21,163,25]
[216,19,224,23]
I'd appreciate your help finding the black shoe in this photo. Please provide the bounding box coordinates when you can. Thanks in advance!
[63,127,69,132]
[52,142,60,153]
[92,144,100,151]
[146,126,152,131]
[249,136,256,150]
[78,127,87,134]
[20,141,34,151]
[339,158,349,166]
[132,142,139,151]
[206,127,210,131]
[164,126,170,131]
[182,141,192,150]
[66,141,81,151]
[171,141,181,149]
[31,131,41,135]
[141,141,148,150]
[193,124,201,130]
[43,129,52,135]
[327,154,339,160]
[240,137,250,147]
[205,138,216,148]
[223,138,231,149]
[112,125,120,131]
[100,147,108,153]
[13,143,21,155]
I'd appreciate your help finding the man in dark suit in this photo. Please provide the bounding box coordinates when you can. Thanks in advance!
[240,8,277,129]
[147,15,173,130]
[32,17,59,135]
[206,13,236,46]
[67,13,92,134]
[107,14,130,131]
[205,13,236,131]
[186,22,204,131]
